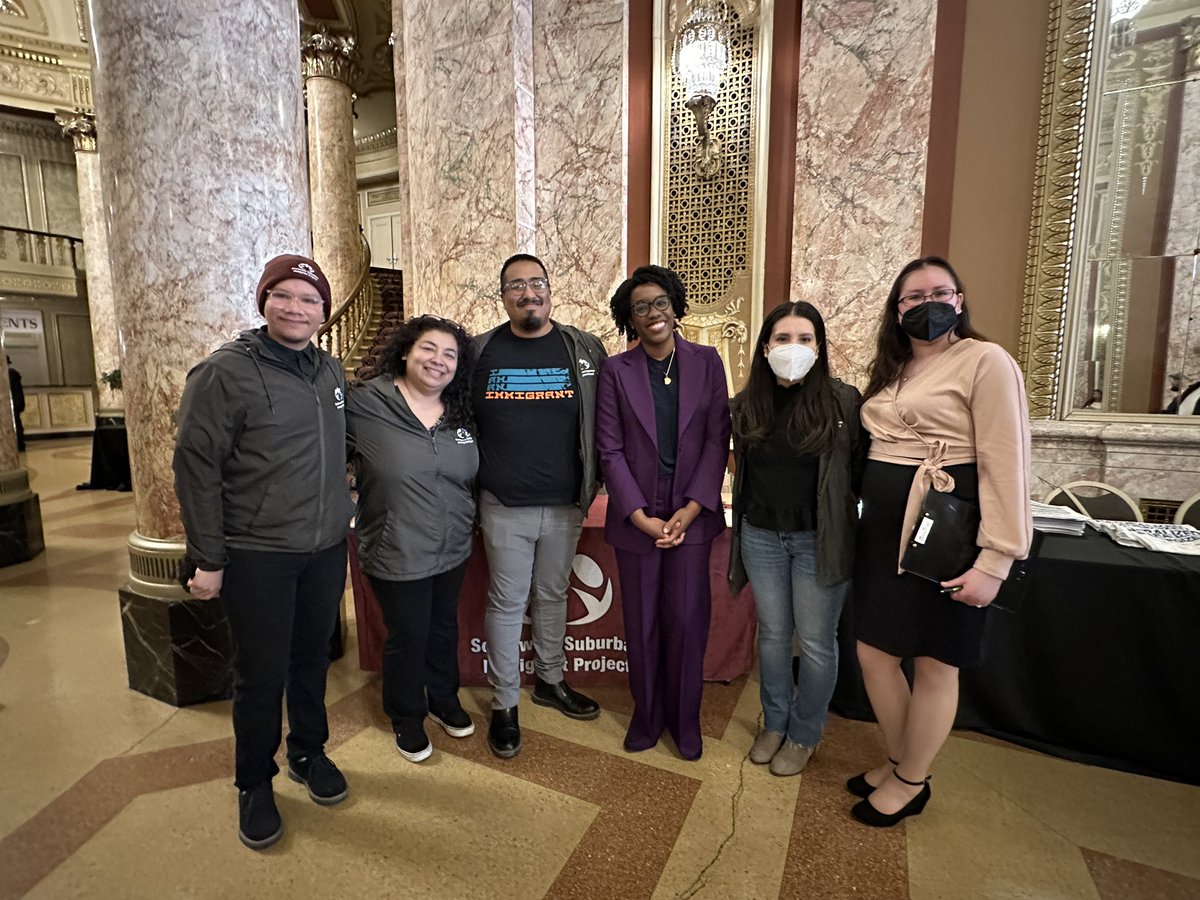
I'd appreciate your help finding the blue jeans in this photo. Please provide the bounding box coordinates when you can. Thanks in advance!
[740,522,848,747]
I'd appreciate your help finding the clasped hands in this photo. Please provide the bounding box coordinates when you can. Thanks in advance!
[632,500,702,549]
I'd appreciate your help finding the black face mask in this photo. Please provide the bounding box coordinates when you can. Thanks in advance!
[900,302,959,342]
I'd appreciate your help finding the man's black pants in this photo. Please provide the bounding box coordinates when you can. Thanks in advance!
[221,540,347,790]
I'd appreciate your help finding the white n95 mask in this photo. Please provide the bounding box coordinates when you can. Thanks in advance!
[767,344,817,383]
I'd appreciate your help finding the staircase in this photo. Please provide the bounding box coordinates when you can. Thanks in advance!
[348,267,405,382]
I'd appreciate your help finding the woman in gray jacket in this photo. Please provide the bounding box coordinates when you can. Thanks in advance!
[347,315,479,762]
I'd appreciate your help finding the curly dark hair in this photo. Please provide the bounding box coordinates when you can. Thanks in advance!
[609,264,689,341]
[863,256,986,401]
[732,301,841,455]
[379,315,476,432]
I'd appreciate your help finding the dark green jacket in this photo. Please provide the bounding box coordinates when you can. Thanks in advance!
[728,378,867,590]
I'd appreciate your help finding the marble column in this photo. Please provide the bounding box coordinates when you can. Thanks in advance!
[1162,18,1200,408]
[391,2,414,284]
[392,0,626,345]
[789,0,938,386]
[302,29,362,312]
[89,0,311,703]
[1,331,45,567]
[54,110,124,416]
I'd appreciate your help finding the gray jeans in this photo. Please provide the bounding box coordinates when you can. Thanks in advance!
[478,490,584,710]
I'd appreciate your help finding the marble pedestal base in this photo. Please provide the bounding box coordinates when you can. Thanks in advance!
[0,489,45,568]
[119,586,233,706]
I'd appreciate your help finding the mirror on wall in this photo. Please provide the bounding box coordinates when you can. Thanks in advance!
[1068,0,1200,416]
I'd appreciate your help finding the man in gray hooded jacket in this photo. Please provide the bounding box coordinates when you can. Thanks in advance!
[173,254,352,851]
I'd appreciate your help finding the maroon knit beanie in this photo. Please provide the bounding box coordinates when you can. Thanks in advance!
[255,254,333,320]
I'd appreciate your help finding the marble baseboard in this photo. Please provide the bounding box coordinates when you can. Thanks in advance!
[0,492,45,567]
[118,586,233,707]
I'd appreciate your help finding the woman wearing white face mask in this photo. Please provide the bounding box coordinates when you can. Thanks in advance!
[728,301,867,775]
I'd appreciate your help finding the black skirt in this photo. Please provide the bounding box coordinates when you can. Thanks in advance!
[853,460,989,669]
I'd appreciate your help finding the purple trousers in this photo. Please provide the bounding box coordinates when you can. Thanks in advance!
[614,474,714,760]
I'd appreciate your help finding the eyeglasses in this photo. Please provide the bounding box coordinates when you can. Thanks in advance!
[899,288,958,307]
[631,295,671,317]
[501,277,550,295]
[266,289,323,309]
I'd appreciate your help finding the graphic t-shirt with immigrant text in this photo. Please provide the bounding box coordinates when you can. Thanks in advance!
[473,326,582,507]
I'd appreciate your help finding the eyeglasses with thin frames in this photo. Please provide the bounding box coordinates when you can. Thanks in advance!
[266,289,323,309]
[631,295,671,318]
[500,277,550,295]
[898,288,958,307]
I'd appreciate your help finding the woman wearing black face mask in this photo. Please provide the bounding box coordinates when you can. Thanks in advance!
[848,256,1032,828]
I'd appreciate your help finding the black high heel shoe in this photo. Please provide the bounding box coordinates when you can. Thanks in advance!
[845,757,899,799]
[851,770,932,828]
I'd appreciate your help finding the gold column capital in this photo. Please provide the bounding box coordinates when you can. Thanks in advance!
[301,27,360,86]
[55,108,97,152]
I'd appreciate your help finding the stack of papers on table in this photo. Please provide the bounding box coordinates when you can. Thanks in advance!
[1088,520,1200,555]
[1030,501,1089,535]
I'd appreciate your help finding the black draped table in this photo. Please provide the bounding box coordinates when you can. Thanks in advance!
[832,529,1200,785]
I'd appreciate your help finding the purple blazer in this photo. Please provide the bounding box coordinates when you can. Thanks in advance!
[596,335,732,554]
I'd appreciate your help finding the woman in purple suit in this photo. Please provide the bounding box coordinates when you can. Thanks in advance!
[596,265,732,760]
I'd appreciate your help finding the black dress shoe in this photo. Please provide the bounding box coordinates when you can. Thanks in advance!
[851,772,932,828]
[532,677,601,720]
[488,706,521,759]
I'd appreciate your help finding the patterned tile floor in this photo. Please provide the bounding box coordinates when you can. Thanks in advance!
[1,439,1197,899]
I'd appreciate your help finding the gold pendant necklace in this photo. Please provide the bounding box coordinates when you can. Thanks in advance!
[663,348,676,385]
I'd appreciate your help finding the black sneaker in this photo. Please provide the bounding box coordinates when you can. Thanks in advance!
[238,783,283,850]
[395,723,433,763]
[428,705,476,738]
[287,754,348,805]
[532,677,601,720]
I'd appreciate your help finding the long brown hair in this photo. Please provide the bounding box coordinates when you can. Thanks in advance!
[732,301,841,455]
[863,256,986,401]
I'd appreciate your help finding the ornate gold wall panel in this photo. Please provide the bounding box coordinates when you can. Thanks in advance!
[1019,0,1097,418]
[657,3,768,394]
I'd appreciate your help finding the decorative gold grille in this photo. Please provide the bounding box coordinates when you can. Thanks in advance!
[663,11,757,391]
[665,15,754,306]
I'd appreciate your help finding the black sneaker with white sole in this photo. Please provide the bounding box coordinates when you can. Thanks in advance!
[238,782,283,850]
[287,754,348,805]
[428,706,476,738]
[395,723,433,762]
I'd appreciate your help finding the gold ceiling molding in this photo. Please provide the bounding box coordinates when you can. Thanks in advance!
[1019,0,1097,419]
[0,34,90,112]
[0,0,46,36]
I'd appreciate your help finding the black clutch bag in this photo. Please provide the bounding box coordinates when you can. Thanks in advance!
[900,489,980,583]
[901,489,1042,613]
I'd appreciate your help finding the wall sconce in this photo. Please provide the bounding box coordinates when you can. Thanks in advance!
[673,0,730,178]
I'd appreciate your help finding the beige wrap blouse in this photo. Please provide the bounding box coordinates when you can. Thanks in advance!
[860,338,1032,580]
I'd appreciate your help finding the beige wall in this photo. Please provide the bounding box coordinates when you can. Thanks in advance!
[947,0,1050,355]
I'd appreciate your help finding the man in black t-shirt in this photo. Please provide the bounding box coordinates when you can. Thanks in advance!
[472,253,607,759]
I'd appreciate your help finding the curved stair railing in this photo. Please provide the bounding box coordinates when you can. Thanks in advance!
[318,232,377,367]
